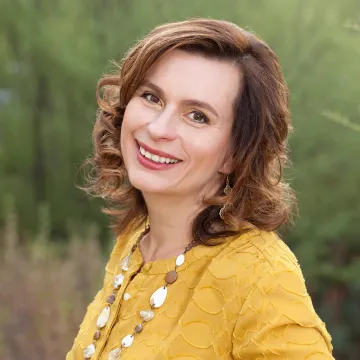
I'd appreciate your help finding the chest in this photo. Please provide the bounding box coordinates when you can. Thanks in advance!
[71,260,240,360]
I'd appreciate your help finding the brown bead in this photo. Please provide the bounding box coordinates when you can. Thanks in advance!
[165,270,178,284]
[134,324,143,333]
[107,294,115,304]
[93,330,100,340]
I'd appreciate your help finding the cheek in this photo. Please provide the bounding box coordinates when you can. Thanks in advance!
[121,100,146,144]
[120,105,135,155]
[189,136,229,167]
[122,100,140,132]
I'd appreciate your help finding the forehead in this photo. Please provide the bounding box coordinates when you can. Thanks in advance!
[144,49,242,114]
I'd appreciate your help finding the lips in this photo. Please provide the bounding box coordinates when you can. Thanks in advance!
[136,143,181,171]
[136,140,182,161]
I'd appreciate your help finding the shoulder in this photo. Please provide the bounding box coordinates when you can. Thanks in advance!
[225,229,331,332]
[207,228,318,320]
[222,227,307,297]
[210,228,302,282]
[230,228,298,266]
[203,228,308,313]
[225,229,334,356]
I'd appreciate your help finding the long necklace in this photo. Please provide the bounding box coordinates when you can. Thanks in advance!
[82,224,198,360]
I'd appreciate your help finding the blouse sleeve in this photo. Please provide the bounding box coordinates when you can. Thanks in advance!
[232,263,335,359]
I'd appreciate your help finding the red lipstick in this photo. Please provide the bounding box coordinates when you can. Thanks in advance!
[136,140,182,161]
[135,140,182,171]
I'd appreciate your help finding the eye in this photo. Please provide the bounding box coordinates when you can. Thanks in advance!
[140,92,161,105]
[187,110,210,124]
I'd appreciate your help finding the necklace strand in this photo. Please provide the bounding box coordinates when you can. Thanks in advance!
[82,224,198,360]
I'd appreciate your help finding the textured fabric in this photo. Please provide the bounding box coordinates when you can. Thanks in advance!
[66,225,334,360]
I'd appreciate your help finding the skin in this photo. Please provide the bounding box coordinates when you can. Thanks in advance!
[120,49,242,262]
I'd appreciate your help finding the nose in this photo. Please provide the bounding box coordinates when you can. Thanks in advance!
[147,107,178,141]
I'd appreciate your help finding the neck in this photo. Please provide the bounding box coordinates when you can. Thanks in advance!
[138,172,224,262]
[140,188,211,262]
[140,194,199,260]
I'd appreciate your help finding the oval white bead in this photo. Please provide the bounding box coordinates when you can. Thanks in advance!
[140,310,154,322]
[121,334,134,348]
[108,347,121,360]
[97,306,110,328]
[176,253,185,267]
[113,274,124,289]
[150,285,168,308]
[83,343,95,358]
[121,255,130,271]
[123,293,131,301]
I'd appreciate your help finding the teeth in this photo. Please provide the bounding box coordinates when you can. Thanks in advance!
[151,154,160,162]
[139,145,179,164]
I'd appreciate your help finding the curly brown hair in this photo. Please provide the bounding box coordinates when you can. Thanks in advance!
[79,18,298,245]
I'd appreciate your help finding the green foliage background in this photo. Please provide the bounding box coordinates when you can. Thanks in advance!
[0,0,359,358]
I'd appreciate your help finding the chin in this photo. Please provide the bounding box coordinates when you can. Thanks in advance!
[127,172,171,194]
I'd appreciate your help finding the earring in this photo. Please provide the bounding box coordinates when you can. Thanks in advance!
[219,174,233,220]
[223,174,232,195]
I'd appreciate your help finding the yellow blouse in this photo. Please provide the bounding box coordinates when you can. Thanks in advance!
[66,225,334,360]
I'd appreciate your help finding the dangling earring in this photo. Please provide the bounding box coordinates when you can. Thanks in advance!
[219,174,233,220]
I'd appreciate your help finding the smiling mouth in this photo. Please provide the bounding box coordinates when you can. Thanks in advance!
[136,140,182,164]
[139,145,180,164]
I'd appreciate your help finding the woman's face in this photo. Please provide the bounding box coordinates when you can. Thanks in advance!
[121,49,242,198]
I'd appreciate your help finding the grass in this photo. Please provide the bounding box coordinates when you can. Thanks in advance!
[0,206,106,359]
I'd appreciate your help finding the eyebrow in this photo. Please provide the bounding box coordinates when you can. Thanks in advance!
[139,80,219,118]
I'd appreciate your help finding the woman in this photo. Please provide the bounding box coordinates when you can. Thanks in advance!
[66,18,334,360]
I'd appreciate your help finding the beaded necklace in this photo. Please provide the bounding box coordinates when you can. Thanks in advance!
[82,224,198,360]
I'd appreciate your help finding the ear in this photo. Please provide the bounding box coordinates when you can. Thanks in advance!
[219,161,232,175]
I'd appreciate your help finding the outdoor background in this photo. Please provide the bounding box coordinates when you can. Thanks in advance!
[0,0,359,359]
